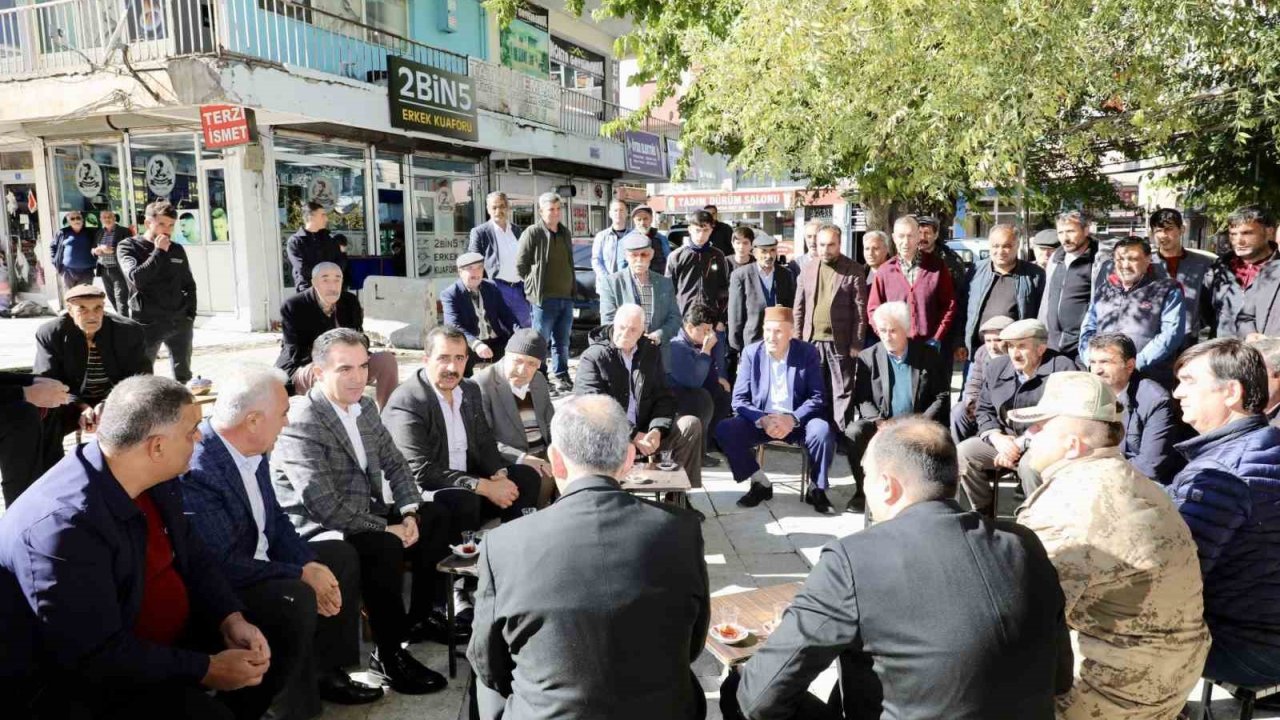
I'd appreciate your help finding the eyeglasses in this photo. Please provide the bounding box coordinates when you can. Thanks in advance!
[67,216,83,222]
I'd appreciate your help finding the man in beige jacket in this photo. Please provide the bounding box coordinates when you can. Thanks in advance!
[1013,371,1210,720]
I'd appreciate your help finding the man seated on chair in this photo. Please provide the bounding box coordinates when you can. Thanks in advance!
[955,319,1078,517]
[180,365,383,715]
[382,325,543,630]
[714,306,837,514]
[845,301,950,513]
[270,328,450,695]
[667,303,732,468]
[274,262,400,409]
[441,252,519,377]
[574,304,705,500]
[16,283,150,506]
[474,329,558,508]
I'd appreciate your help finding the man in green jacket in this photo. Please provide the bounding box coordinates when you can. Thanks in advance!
[516,192,576,393]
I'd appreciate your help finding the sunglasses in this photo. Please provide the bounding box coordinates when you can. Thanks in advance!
[68,216,83,222]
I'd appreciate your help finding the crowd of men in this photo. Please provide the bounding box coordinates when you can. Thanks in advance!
[3,196,1280,719]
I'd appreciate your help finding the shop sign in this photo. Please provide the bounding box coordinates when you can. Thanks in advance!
[550,36,605,79]
[667,190,791,213]
[623,130,665,178]
[388,56,479,142]
[571,204,589,236]
[145,154,176,197]
[200,105,253,149]
[468,58,560,128]
[423,234,469,278]
[499,2,550,79]
[73,159,103,198]
[308,175,340,208]
[664,138,682,178]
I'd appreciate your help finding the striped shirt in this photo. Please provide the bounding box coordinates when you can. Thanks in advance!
[82,342,112,404]
[633,273,655,329]
[517,393,546,458]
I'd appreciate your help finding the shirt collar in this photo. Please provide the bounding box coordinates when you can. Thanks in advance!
[432,384,461,411]
[215,428,263,476]
[326,394,362,421]
[768,346,790,367]
[757,264,774,279]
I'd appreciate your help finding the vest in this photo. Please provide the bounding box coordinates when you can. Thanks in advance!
[1091,273,1175,355]
[1045,243,1098,352]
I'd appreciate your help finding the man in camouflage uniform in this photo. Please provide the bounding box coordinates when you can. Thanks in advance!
[1012,372,1209,720]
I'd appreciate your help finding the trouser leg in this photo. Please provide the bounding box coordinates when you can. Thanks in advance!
[816,341,855,432]
[794,418,835,490]
[843,419,878,494]
[495,281,531,328]
[0,402,51,507]
[1017,454,1042,497]
[492,464,541,522]
[401,503,451,620]
[551,300,573,380]
[309,539,362,671]
[226,578,317,720]
[714,415,767,482]
[663,415,704,488]
[950,400,978,443]
[676,388,714,454]
[164,316,194,383]
[344,530,408,653]
[99,264,130,317]
[367,351,400,409]
[956,437,1000,512]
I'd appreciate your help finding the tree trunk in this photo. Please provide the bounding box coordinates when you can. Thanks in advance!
[864,195,892,232]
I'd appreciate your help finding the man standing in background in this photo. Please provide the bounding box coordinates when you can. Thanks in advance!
[516,192,577,394]
[93,209,132,317]
[468,191,530,328]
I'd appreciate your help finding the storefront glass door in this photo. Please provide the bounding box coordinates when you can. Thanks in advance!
[409,156,481,296]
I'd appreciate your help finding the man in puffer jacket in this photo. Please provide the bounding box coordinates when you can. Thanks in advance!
[1168,337,1280,688]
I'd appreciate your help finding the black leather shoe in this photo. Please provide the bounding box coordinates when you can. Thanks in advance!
[318,669,384,705]
[737,482,773,508]
[845,492,866,513]
[369,648,447,695]
[406,610,471,645]
[701,453,722,468]
[807,489,832,514]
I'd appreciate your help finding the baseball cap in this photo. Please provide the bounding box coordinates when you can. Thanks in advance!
[1007,371,1121,425]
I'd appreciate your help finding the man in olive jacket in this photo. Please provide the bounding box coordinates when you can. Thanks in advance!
[515,191,576,392]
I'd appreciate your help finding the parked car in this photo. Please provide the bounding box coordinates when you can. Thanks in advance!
[947,239,989,267]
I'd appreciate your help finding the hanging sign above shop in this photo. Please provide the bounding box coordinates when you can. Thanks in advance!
[74,159,103,198]
[200,105,255,149]
[623,130,666,178]
[387,56,479,142]
[145,154,175,197]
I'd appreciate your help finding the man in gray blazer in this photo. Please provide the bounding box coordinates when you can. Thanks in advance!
[474,328,557,507]
[723,418,1071,720]
[599,232,682,370]
[468,395,710,720]
[270,329,450,695]
[727,232,797,353]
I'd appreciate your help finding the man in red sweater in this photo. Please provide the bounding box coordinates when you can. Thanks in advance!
[867,215,958,350]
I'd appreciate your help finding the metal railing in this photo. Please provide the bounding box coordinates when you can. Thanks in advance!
[0,0,678,141]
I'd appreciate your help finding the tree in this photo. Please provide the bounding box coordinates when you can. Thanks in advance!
[490,0,1280,221]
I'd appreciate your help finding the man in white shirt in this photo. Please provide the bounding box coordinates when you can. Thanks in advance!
[467,191,531,327]
[181,365,384,710]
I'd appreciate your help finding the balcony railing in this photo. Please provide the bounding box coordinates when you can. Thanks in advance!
[0,0,678,141]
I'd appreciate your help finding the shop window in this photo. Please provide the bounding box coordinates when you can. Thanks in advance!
[273,135,367,288]
[50,144,126,232]
[129,133,201,242]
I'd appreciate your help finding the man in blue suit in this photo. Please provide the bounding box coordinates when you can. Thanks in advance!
[467,191,530,327]
[180,365,383,715]
[0,376,275,720]
[442,252,520,377]
[714,306,837,513]
[599,232,682,370]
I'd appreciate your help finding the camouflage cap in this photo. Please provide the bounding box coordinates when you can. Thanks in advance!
[1007,371,1121,425]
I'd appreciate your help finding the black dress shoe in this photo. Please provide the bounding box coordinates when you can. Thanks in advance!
[845,492,866,513]
[318,670,384,705]
[369,648,447,695]
[807,488,832,514]
[737,482,773,508]
[701,453,722,468]
[554,376,574,394]
[406,610,471,645]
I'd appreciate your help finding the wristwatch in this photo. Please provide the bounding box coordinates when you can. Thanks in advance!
[458,476,480,491]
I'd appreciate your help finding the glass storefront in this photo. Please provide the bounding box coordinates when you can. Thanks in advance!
[129,134,202,242]
[409,155,480,288]
[50,144,127,230]
[272,135,368,288]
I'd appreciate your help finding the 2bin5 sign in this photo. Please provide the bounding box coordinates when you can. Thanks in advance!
[387,56,478,142]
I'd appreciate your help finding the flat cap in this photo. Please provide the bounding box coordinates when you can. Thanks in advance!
[1007,371,1121,425]
[631,205,654,217]
[753,232,778,248]
[455,252,484,269]
[999,318,1048,341]
[979,315,1014,334]
[64,283,106,301]
[622,232,653,251]
[1032,229,1061,248]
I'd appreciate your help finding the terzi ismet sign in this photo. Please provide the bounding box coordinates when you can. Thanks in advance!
[387,56,479,142]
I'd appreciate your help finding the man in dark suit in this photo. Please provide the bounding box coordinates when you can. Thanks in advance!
[728,232,797,353]
[467,394,709,720]
[0,376,279,719]
[574,304,705,492]
[270,329,449,695]
[441,253,519,377]
[180,366,382,713]
[715,307,837,513]
[274,262,399,408]
[285,202,346,292]
[794,223,868,431]
[474,329,558,507]
[17,283,150,505]
[723,417,1071,720]
[845,301,950,512]
[706,203,735,257]
[467,191,530,327]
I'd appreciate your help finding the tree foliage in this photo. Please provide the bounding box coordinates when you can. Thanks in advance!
[489,0,1280,218]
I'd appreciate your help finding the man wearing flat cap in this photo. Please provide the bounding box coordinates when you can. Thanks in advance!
[10,284,151,504]
[1014,372,1209,720]
[956,318,1079,516]
[598,231,682,370]
[727,232,797,355]
[442,252,520,377]
[1032,228,1061,270]
[952,315,1014,443]
[631,204,671,275]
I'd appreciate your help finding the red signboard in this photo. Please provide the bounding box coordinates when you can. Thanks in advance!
[662,190,793,214]
[200,105,253,149]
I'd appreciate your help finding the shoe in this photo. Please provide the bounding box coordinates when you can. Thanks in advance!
[806,488,832,514]
[701,453,722,468]
[318,669,384,705]
[845,492,866,514]
[406,610,471,645]
[689,507,706,521]
[737,482,773,508]
[554,376,574,394]
[368,647,447,695]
